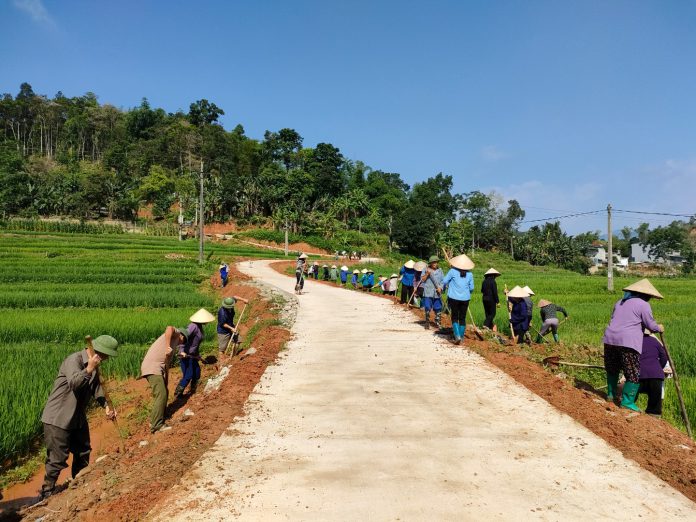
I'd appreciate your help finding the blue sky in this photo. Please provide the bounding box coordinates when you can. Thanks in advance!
[2,0,695,233]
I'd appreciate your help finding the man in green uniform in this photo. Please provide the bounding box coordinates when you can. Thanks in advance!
[39,335,119,499]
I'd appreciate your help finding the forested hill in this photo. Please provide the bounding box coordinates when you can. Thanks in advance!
[1,83,692,271]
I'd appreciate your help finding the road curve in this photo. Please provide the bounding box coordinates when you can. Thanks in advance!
[149,260,696,521]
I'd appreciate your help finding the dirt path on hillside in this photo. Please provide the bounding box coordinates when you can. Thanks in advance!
[148,261,696,521]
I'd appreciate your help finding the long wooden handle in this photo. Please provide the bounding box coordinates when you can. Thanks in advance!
[659,332,693,439]
[85,336,126,452]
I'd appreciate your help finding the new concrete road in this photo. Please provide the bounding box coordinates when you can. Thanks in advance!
[150,260,696,521]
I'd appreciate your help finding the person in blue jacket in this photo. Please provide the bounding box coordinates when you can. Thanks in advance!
[399,260,416,304]
[340,265,349,286]
[360,269,369,291]
[351,269,359,289]
[507,286,530,344]
[442,254,475,344]
[366,269,375,292]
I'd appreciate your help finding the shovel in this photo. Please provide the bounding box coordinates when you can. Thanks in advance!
[543,355,605,370]
[85,336,125,453]
[659,332,692,438]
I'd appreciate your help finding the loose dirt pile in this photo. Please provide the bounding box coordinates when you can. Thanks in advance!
[3,264,290,522]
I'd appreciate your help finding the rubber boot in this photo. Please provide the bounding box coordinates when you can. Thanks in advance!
[190,379,198,395]
[424,311,431,329]
[452,322,462,344]
[535,334,543,343]
[606,373,619,402]
[620,381,641,411]
[553,333,559,343]
[174,385,185,398]
[435,312,442,330]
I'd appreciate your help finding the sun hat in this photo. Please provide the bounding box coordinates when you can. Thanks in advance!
[522,285,535,296]
[322,264,328,268]
[404,259,415,269]
[414,261,427,272]
[538,299,552,308]
[361,268,368,274]
[353,269,360,274]
[484,268,501,276]
[507,286,528,298]
[390,273,399,279]
[367,268,374,273]
[222,297,236,309]
[92,335,119,357]
[331,265,337,269]
[378,276,386,282]
[341,265,349,271]
[428,255,439,264]
[298,253,308,259]
[219,263,226,269]
[176,327,190,343]
[449,254,475,271]
[623,278,664,299]
[190,308,215,323]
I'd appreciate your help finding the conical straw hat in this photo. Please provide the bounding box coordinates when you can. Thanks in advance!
[507,286,528,298]
[538,299,551,308]
[414,261,427,272]
[340,266,349,271]
[298,253,308,259]
[390,274,399,279]
[522,285,535,296]
[190,308,215,323]
[484,268,501,276]
[361,268,368,274]
[449,254,475,271]
[623,278,664,299]
[404,259,415,269]
[353,269,360,274]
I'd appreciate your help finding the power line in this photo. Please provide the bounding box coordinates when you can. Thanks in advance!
[613,209,694,219]
[519,209,604,224]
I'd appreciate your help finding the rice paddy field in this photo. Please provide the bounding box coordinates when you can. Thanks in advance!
[346,252,696,433]
[0,231,287,464]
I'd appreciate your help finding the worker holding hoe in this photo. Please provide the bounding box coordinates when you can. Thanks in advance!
[399,259,416,304]
[602,279,664,411]
[339,265,349,286]
[351,268,359,289]
[481,268,501,331]
[175,308,215,398]
[507,286,530,344]
[536,299,569,343]
[217,297,237,354]
[421,255,444,330]
[295,253,308,294]
[39,335,119,500]
[329,264,339,283]
[140,326,188,433]
[442,254,475,344]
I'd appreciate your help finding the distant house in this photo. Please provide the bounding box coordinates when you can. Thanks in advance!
[586,246,607,266]
[630,243,684,265]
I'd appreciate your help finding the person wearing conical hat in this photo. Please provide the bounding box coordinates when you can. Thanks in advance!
[141,326,188,433]
[175,308,215,398]
[295,254,309,293]
[40,335,119,499]
[421,256,445,330]
[360,268,369,291]
[399,259,416,304]
[329,264,339,283]
[535,299,568,343]
[366,269,375,292]
[385,273,399,296]
[217,297,237,354]
[521,286,535,343]
[442,254,475,344]
[339,265,349,286]
[507,286,530,344]
[312,260,320,280]
[219,262,229,288]
[481,268,501,331]
[602,279,664,411]
[351,269,359,289]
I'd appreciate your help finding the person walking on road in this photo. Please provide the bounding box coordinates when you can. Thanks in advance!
[638,330,671,417]
[399,260,416,304]
[602,279,664,411]
[442,254,475,344]
[507,286,530,344]
[141,327,188,433]
[217,297,237,353]
[175,308,215,398]
[536,299,568,343]
[39,335,119,499]
[481,268,501,331]
[421,255,444,330]
[295,254,308,294]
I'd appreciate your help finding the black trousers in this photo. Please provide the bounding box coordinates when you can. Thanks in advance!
[638,378,664,415]
[295,271,304,289]
[43,423,91,492]
[448,298,469,325]
[482,298,497,328]
[400,284,413,304]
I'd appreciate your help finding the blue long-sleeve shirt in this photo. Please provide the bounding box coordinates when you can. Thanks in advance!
[442,269,474,301]
[510,299,529,330]
[217,307,235,334]
[400,266,415,286]
[351,274,358,287]
[340,270,348,283]
[180,322,203,356]
[367,273,375,287]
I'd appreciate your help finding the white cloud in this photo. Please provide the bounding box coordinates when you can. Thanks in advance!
[481,145,508,162]
[13,0,55,26]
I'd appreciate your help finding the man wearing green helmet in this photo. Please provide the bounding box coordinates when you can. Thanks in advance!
[39,335,119,500]
[217,297,237,353]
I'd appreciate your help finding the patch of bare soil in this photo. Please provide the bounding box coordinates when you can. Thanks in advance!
[4,264,290,522]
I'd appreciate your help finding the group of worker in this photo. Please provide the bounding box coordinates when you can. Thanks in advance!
[37,294,244,501]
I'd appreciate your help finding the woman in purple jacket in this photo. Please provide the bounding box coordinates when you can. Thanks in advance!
[638,331,670,417]
[602,279,664,411]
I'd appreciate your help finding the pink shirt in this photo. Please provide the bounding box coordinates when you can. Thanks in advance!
[140,332,178,378]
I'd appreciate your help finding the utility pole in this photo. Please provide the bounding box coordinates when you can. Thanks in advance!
[607,203,613,291]
[198,160,204,264]
[510,235,514,259]
[284,219,289,256]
